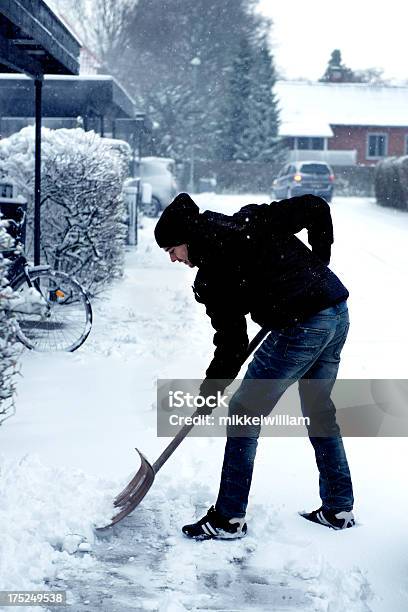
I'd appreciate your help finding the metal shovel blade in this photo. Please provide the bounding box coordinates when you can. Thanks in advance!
[113,448,153,507]
[98,448,155,529]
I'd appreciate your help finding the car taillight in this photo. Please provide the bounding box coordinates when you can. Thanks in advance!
[293,174,302,182]
[329,174,335,182]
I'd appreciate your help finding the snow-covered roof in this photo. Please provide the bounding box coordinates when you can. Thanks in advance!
[0,74,136,119]
[0,0,80,76]
[279,120,333,138]
[276,81,408,137]
[0,73,136,110]
[42,0,83,46]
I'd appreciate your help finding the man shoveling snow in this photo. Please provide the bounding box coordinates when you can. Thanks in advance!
[154,192,355,540]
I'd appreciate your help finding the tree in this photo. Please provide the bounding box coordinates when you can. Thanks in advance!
[320,51,391,85]
[216,35,282,162]
[122,0,271,160]
[320,49,357,83]
[353,67,389,85]
[146,85,196,159]
[216,36,253,161]
[50,0,138,78]
[246,38,282,161]
[51,0,282,161]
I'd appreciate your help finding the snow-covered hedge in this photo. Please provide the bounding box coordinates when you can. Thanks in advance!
[375,157,408,210]
[0,127,129,293]
[0,220,19,425]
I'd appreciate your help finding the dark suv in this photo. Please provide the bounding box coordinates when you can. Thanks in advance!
[273,161,335,202]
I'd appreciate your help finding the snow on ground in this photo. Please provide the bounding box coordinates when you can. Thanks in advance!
[0,194,408,611]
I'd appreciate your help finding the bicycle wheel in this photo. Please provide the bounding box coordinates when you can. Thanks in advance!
[11,269,92,352]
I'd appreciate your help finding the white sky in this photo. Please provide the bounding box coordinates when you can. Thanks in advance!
[257,0,408,82]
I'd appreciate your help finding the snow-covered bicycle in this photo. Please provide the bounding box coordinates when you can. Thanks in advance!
[5,214,92,352]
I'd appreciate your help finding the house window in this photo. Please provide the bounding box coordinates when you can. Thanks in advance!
[296,137,325,150]
[0,184,13,198]
[367,133,387,158]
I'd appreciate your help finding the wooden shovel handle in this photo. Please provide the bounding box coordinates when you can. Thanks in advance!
[152,327,270,474]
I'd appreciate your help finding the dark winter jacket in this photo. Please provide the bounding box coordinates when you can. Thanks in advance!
[188,195,349,392]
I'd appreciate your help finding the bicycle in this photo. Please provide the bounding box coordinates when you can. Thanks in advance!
[3,209,93,352]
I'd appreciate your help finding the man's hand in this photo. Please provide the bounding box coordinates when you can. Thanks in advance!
[196,379,225,415]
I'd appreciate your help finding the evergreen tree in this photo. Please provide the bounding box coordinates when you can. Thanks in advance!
[320,49,357,83]
[216,36,282,162]
[320,50,389,85]
[216,36,253,161]
[246,38,282,161]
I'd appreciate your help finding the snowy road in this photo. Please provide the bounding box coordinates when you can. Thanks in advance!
[1,195,408,611]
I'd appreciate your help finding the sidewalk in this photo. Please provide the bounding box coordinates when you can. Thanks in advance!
[1,196,407,610]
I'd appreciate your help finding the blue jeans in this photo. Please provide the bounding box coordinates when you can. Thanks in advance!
[215,300,354,518]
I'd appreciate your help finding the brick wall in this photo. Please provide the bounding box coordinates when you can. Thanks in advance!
[330,125,408,165]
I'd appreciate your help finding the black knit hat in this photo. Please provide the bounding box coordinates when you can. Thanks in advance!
[154,193,200,248]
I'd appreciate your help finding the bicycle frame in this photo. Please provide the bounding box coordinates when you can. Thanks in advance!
[25,263,52,282]
[10,258,51,290]
[6,212,93,352]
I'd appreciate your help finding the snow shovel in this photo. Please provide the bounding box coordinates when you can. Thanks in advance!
[102,326,270,528]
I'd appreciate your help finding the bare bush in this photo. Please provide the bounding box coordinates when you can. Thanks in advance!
[375,157,407,210]
[0,127,129,294]
[0,221,20,425]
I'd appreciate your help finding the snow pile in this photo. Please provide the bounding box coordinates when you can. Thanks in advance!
[0,127,129,293]
[0,454,115,599]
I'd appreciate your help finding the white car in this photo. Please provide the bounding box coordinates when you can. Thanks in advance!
[125,157,179,217]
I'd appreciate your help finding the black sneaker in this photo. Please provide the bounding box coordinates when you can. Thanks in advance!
[182,506,247,540]
[300,507,355,530]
